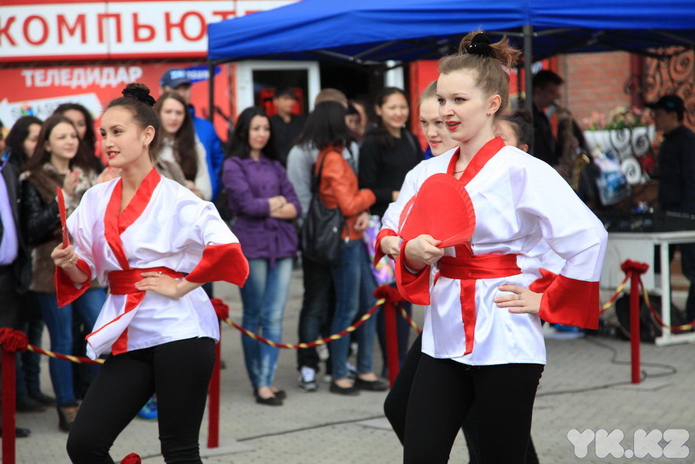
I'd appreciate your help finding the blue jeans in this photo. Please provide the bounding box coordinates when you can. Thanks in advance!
[330,240,378,380]
[239,258,293,389]
[34,287,106,405]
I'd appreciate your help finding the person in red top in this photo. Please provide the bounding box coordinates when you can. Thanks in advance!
[311,101,388,395]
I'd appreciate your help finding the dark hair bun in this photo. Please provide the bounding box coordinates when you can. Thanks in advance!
[465,33,494,57]
[122,83,156,107]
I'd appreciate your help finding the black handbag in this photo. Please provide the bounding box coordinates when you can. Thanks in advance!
[300,151,345,265]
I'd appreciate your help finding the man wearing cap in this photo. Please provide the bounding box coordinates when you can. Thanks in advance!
[160,68,225,201]
[647,94,695,323]
[270,87,306,166]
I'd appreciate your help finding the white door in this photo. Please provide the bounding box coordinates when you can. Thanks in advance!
[234,60,320,117]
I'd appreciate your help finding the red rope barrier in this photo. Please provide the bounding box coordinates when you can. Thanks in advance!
[26,345,104,365]
[600,273,630,314]
[641,285,695,332]
[398,305,422,333]
[224,298,385,349]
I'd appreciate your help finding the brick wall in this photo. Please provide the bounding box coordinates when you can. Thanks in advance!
[559,51,634,130]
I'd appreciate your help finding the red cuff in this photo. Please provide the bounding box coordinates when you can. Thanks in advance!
[395,240,431,305]
[55,259,92,308]
[185,243,249,287]
[538,274,600,329]
[529,268,559,294]
[374,228,397,266]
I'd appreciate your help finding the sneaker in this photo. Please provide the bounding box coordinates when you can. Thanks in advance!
[137,397,158,420]
[346,362,357,379]
[317,344,329,362]
[297,367,318,392]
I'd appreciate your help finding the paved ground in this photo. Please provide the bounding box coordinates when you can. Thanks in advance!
[6,268,695,464]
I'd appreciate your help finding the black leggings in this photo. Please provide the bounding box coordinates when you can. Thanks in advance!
[398,345,543,464]
[67,337,215,464]
[383,333,424,445]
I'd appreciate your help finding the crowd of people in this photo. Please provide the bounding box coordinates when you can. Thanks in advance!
[0,28,690,463]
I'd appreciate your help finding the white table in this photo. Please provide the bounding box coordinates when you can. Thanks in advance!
[601,231,695,346]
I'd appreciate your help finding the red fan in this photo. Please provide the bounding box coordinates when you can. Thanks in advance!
[56,187,69,247]
[399,173,476,248]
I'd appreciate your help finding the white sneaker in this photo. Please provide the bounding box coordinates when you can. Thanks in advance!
[346,362,357,379]
[298,367,318,392]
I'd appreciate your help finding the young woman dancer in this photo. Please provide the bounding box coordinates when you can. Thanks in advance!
[223,106,300,406]
[377,32,607,463]
[386,96,550,456]
[382,77,456,439]
[417,81,455,159]
[51,83,248,463]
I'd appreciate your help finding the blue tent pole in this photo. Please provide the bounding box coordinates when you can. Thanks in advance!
[523,24,534,147]
[208,61,216,124]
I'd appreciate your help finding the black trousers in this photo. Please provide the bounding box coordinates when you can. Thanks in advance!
[385,334,540,463]
[67,337,215,464]
[296,256,335,372]
[0,266,20,329]
[402,351,543,464]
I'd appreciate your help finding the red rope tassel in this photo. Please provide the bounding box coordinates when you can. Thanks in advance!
[0,328,28,464]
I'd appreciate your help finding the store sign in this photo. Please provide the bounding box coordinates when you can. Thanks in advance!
[0,0,295,62]
[0,62,230,141]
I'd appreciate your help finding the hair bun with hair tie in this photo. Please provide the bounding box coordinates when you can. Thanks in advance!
[465,33,494,57]
[122,87,156,107]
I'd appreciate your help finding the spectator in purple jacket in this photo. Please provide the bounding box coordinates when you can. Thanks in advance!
[223,107,301,406]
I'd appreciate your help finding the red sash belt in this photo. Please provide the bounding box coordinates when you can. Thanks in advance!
[439,254,521,280]
[438,254,521,355]
[108,267,184,294]
[88,267,184,356]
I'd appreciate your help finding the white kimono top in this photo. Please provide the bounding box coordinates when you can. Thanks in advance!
[56,169,249,359]
[376,138,607,366]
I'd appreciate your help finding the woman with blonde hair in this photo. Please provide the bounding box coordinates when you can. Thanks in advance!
[377,32,607,462]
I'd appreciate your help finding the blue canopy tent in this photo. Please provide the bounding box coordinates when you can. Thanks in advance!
[206,0,695,115]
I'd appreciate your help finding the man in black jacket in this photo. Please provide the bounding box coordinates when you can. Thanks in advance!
[648,94,695,322]
[532,70,564,166]
[0,153,33,437]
